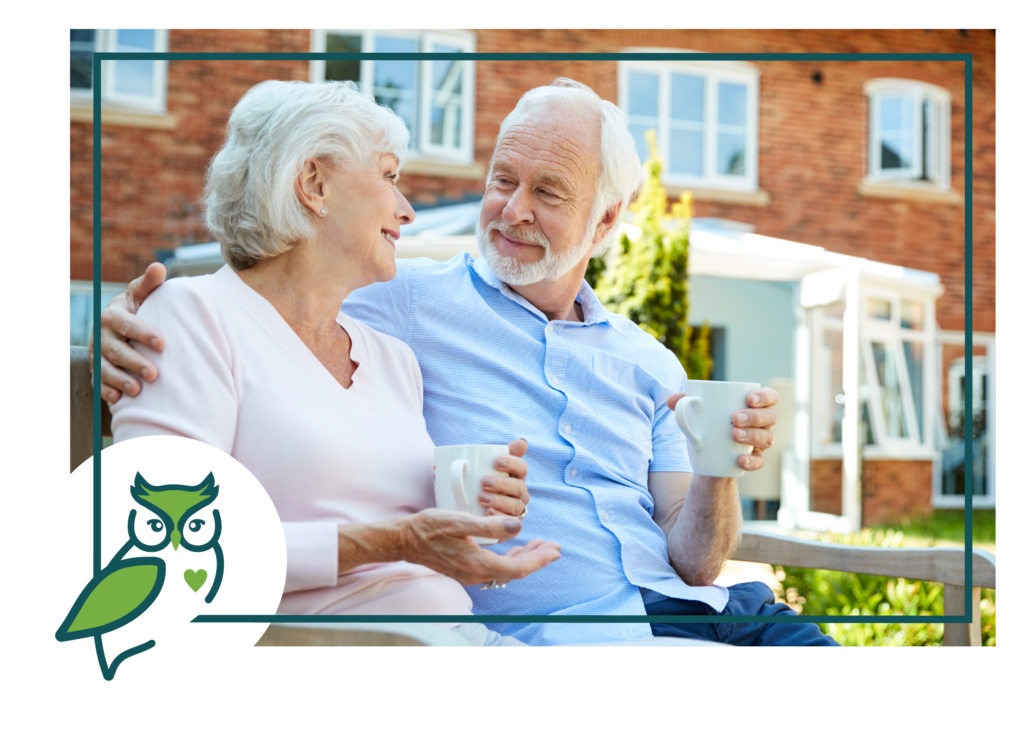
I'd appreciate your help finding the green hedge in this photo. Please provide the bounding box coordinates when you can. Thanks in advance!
[772,529,996,646]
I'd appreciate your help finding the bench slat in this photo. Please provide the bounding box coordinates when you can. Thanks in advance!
[734,531,995,589]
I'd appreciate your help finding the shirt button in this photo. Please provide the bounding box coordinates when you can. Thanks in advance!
[564,423,572,434]
[546,324,554,333]
[602,511,610,523]
[570,468,578,477]
[550,376,559,386]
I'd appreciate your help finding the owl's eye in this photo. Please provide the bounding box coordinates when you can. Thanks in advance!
[180,509,218,549]
[147,519,164,532]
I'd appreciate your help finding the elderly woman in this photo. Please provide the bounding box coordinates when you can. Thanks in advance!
[110,80,560,634]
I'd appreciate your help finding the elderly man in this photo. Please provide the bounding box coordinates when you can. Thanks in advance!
[97,78,837,646]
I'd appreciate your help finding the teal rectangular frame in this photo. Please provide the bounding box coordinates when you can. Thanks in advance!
[91,50,974,627]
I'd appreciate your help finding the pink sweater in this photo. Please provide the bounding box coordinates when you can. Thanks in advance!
[111,265,473,616]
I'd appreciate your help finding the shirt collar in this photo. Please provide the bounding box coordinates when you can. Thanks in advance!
[469,255,628,335]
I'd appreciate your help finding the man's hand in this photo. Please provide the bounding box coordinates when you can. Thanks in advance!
[667,387,779,472]
[395,510,561,587]
[91,262,167,404]
[479,439,530,517]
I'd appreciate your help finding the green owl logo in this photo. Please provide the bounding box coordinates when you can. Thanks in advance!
[55,472,225,681]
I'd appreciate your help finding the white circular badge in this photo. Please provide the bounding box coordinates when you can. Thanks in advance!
[57,437,286,681]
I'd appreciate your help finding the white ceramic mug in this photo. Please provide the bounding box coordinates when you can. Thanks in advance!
[674,380,760,478]
[433,444,510,545]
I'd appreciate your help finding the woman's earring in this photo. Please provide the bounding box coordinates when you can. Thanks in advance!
[320,208,327,216]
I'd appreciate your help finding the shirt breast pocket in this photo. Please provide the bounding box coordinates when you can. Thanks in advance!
[587,353,658,478]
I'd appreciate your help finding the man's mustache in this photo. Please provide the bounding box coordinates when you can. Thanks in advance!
[485,220,550,250]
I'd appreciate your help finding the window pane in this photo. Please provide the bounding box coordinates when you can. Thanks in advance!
[880,96,914,170]
[113,30,156,98]
[430,46,464,148]
[867,297,891,321]
[903,341,924,435]
[325,34,361,82]
[70,292,92,347]
[669,128,703,176]
[70,289,119,347]
[71,29,95,43]
[629,124,656,163]
[900,300,924,330]
[718,82,746,126]
[70,30,95,89]
[823,302,845,321]
[117,29,155,51]
[940,349,988,498]
[374,36,418,137]
[818,327,845,445]
[670,74,703,123]
[860,397,875,446]
[921,99,931,180]
[871,341,909,439]
[628,72,658,117]
[717,133,745,175]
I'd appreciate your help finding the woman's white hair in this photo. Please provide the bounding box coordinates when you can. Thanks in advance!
[493,78,644,258]
[203,80,410,270]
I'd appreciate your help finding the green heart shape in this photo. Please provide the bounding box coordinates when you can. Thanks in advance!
[184,569,208,593]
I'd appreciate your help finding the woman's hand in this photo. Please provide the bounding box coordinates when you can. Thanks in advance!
[396,509,561,587]
[337,510,561,588]
[478,438,530,518]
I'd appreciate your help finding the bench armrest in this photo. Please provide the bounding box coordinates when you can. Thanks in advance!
[734,530,995,589]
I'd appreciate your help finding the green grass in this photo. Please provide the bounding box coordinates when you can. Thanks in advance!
[866,508,995,546]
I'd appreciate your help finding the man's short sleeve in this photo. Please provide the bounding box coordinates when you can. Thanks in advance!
[340,258,417,341]
[650,378,692,473]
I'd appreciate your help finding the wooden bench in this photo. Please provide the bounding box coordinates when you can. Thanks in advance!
[71,345,995,646]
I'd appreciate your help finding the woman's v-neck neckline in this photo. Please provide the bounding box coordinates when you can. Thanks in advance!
[218,266,377,411]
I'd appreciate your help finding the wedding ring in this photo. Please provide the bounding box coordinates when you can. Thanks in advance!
[517,504,528,520]
[481,579,507,590]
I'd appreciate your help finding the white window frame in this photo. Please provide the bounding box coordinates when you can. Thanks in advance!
[310,29,476,165]
[865,78,951,191]
[809,284,937,460]
[859,288,935,455]
[70,29,169,114]
[619,54,760,193]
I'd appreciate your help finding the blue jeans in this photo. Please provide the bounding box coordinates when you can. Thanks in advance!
[646,581,841,646]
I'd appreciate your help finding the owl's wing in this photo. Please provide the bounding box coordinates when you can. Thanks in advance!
[55,557,166,641]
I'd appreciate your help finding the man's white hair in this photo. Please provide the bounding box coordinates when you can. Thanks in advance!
[203,80,410,271]
[492,78,644,258]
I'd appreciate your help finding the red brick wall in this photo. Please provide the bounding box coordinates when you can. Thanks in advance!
[459,29,994,335]
[70,30,311,283]
[70,28,994,332]
[862,460,933,526]
[810,459,843,516]
[811,458,934,526]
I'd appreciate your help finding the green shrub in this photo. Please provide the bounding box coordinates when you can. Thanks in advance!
[773,529,996,646]
[588,130,713,380]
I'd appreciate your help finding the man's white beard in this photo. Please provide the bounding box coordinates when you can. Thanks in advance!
[477,219,595,286]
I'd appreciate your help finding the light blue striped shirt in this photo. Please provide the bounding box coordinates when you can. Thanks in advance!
[343,253,729,645]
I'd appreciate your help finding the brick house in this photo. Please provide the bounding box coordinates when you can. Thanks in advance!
[69,29,995,528]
